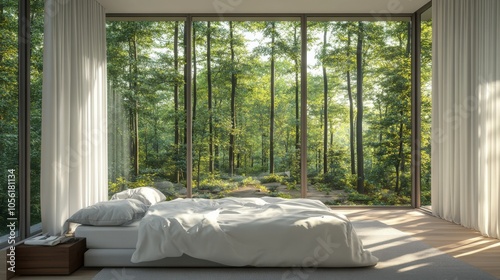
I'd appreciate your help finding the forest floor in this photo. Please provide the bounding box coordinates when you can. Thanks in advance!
[226,183,345,203]
[155,180,346,203]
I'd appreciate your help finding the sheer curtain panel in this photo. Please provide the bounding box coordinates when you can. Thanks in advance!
[41,0,108,235]
[432,0,500,239]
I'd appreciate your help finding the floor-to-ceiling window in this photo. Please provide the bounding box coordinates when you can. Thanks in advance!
[106,18,304,200]
[307,18,414,205]
[1,0,45,247]
[107,12,432,207]
[0,0,20,243]
[29,0,44,235]
[106,19,188,199]
[0,2,433,249]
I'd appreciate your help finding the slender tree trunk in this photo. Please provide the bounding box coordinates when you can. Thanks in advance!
[347,31,356,175]
[270,22,276,174]
[192,23,197,125]
[214,99,220,170]
[229,21,236,176]
[356,21,364,193]
[294,25,300,151]
[144,127,149,163]
[134,105,139,176]
[196,146,201,188]
[317,149,321,171]
[262,132,265,167]
[173,22,180,183]
[395,121,404,194]
[293,24,301,175]
[192,23,199,179]
[378,103,383,144]
[183,24,188,148]
[154,108,159,155]
[128,30,140,177]
[322,24,328,175]
[207,22,214,174]
[109,84,117,181]
[133,100,139,177]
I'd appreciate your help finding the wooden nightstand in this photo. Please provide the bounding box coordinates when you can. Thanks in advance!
[16,238,86,275]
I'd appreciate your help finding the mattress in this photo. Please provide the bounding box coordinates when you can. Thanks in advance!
[84,249,225,267]
[74,221,139,249]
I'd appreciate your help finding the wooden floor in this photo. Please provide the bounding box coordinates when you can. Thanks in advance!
[338,208,500,279]
[12,208,500,280]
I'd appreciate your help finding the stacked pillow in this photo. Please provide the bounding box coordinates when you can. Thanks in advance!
[67,187,166,226]
[110,186,166,206]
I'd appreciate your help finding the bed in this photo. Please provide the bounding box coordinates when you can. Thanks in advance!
[75,221,223,267]
[72,188,378,268]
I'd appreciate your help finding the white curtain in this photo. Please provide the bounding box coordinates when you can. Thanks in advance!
[41,0,107,235]
[432,0,500,239]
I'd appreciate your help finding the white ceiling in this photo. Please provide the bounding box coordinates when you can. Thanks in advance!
[96,0,430,14]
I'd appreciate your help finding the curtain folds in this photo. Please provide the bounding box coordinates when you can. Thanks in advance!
[41,0,107,235]
[432,0,500,239]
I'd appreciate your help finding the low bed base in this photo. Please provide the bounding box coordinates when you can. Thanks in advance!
[84,249,226,267]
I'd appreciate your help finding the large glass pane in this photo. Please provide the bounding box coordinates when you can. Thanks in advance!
[191,20,301,199]
[29,0,44,234]
[420,8,432,208]
[0,0,19,243]
[307,19,413,205]
[107,20,188,199]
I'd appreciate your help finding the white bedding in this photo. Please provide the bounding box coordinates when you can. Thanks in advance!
[131,197,377,267]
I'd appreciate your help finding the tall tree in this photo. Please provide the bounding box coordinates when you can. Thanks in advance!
[192,23,198,125]
[270,21,276,174]
[207,21,214,173]
[346,26,356,175]
[293,24,300,151]
[229,21,237,176]
[174,21,181,182]
[128,24,140,177]
[356,21,365,193]
[322,23,329,174]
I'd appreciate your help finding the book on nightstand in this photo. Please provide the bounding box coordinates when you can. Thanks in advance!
[24,235,64,246]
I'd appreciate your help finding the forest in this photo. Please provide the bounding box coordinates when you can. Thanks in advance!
[106,18,432,206]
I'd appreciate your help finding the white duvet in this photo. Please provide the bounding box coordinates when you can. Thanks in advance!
[131,197,378,267]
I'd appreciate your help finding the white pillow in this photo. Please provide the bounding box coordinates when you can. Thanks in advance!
[111,186,166,206]
[67,199,148,226]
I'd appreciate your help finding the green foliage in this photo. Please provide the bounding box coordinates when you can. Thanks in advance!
[272,192,293,199]
[196,177,238,194]
[285,180,299,191]
[265,185,279,192]
[241,176,261,187]
[108,174,156,198]
[130,174,156,189]
[260,173,286,184]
